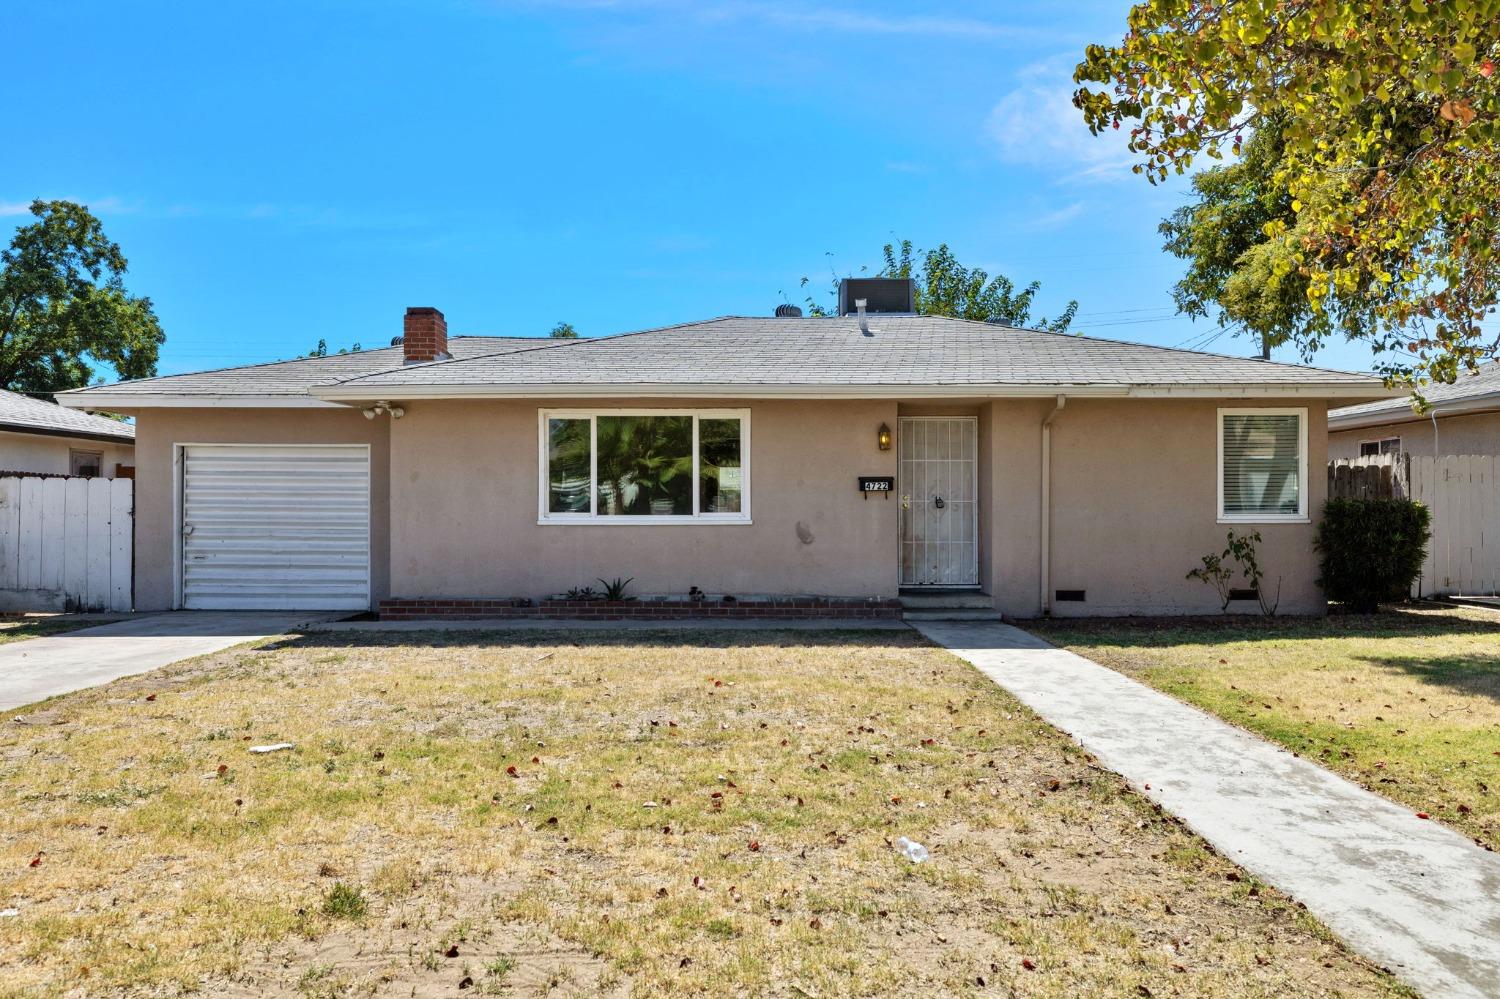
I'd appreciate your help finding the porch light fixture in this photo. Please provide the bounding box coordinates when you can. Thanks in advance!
[877,423,892,450]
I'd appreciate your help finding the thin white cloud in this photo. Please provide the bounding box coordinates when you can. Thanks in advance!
[984,59,1139,182]
[884,161,929,175]
[1025,200,1087,231]
[0,200,32,217]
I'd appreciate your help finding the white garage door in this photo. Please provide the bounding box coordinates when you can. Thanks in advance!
[181,444,370,610]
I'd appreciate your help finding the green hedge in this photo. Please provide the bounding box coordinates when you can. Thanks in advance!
[1315,499,1432,612]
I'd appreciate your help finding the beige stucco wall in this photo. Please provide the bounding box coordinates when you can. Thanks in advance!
[0,430,133,477]
[1328,410,1500,459]
[388,398,899,600]
[1023,397,1329,617]
[125,394,1332,616]
[130,408,391,611]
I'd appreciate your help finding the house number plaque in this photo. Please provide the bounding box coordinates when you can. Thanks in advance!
[858,476,895,499]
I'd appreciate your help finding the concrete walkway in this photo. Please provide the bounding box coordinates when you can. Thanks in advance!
[912,620,1500,999]
[0,612,329,712]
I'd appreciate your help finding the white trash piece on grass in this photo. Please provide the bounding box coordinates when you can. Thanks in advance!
[895,836,929,864]
[248,743,295,754]
[0,908,19,918]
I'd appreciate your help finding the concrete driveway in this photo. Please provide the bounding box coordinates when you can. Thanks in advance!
[0,611,331,712]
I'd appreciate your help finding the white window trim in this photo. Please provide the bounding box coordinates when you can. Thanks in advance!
[1217,407,1309,524]
[537,408,752,525]
[1358,435,1401,456]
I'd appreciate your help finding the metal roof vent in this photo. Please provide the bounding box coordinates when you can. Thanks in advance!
[839,277,915,316]
[774,303,803,318]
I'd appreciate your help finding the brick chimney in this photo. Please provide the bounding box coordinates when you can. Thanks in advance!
[402,307,448,363]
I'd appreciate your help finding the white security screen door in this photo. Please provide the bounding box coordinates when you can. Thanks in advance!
[180,444,371,610]
[898,417,978,586]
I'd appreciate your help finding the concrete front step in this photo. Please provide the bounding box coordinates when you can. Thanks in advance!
[902,608,1004,622]
[898,591,993,610]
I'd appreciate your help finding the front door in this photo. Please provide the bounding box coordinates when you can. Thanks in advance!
[898,417,978,586]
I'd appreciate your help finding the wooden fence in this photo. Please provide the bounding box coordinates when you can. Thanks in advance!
[0,476,133,612]
[1328,454,1499,596]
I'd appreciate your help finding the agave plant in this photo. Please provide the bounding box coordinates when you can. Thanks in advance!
[597,576,634,601]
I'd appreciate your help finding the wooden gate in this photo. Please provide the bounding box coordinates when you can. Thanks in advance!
[0,476,133,612]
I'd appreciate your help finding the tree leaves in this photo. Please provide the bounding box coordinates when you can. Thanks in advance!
[1075,0,1500,387]
[0,200,164,394]
[800,240,1080,332]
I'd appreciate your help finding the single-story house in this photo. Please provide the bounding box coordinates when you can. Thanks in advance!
[57,280,1391,618]
[1329,360,1500,458]
[0,388,134,478]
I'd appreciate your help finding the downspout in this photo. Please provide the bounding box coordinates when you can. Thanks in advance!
[1429,408,1440,457]
[1040,395,1067,616]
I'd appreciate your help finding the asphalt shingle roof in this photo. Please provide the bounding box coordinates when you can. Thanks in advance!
[60,319,1385,404]
[1330,360,1500,421]
[63,337,548,398]
[329,317,1379,391]
[0,389,135,441]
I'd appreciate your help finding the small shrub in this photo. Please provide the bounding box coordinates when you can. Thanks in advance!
[1187,530,1279,614]
[1315,498,1432,613]
[1187,551,1234,611]
[321,881,368,920]
[596,576,634,601]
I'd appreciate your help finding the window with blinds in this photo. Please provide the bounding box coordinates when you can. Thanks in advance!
[1218,409,1307,521]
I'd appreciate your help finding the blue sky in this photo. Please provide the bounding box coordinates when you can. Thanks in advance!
[5,0,1383,379]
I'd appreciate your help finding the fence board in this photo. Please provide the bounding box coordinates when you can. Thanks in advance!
[63,478,89,602]
[40,478,66,592]
[17,477,43,590]
[85,478,112,610]
[109,481,132,611]
[0,479,17,591]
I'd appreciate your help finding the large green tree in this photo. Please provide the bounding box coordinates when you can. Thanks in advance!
[1159,115,1344,359]
[0,200,163,394]
[801,240,1078,331]
[1074,0,1499,386]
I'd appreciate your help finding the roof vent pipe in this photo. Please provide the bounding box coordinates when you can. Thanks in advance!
[774,304,803,318]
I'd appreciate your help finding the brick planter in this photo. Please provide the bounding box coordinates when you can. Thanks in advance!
[378,596,903,621]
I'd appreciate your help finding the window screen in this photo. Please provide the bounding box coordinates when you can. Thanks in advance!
[1221,411,1304,518]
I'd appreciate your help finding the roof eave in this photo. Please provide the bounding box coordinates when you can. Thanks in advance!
[1328,389,1500,430]
[0,421,135,444]
[310,381,1390,402]
[55,393,348,411]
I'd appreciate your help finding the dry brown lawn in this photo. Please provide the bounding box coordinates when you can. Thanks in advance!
[0,628,1413,997]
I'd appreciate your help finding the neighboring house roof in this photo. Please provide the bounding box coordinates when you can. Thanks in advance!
[1328,360,1500,431]
[57,319,1391,408]
[0,388,135,443]
[53,337,546,407]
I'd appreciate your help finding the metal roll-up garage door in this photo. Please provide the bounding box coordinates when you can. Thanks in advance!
[181,444,370,610]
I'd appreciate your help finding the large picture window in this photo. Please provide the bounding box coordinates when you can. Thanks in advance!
[1218,408,1308,522]
[540,410,750,523]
